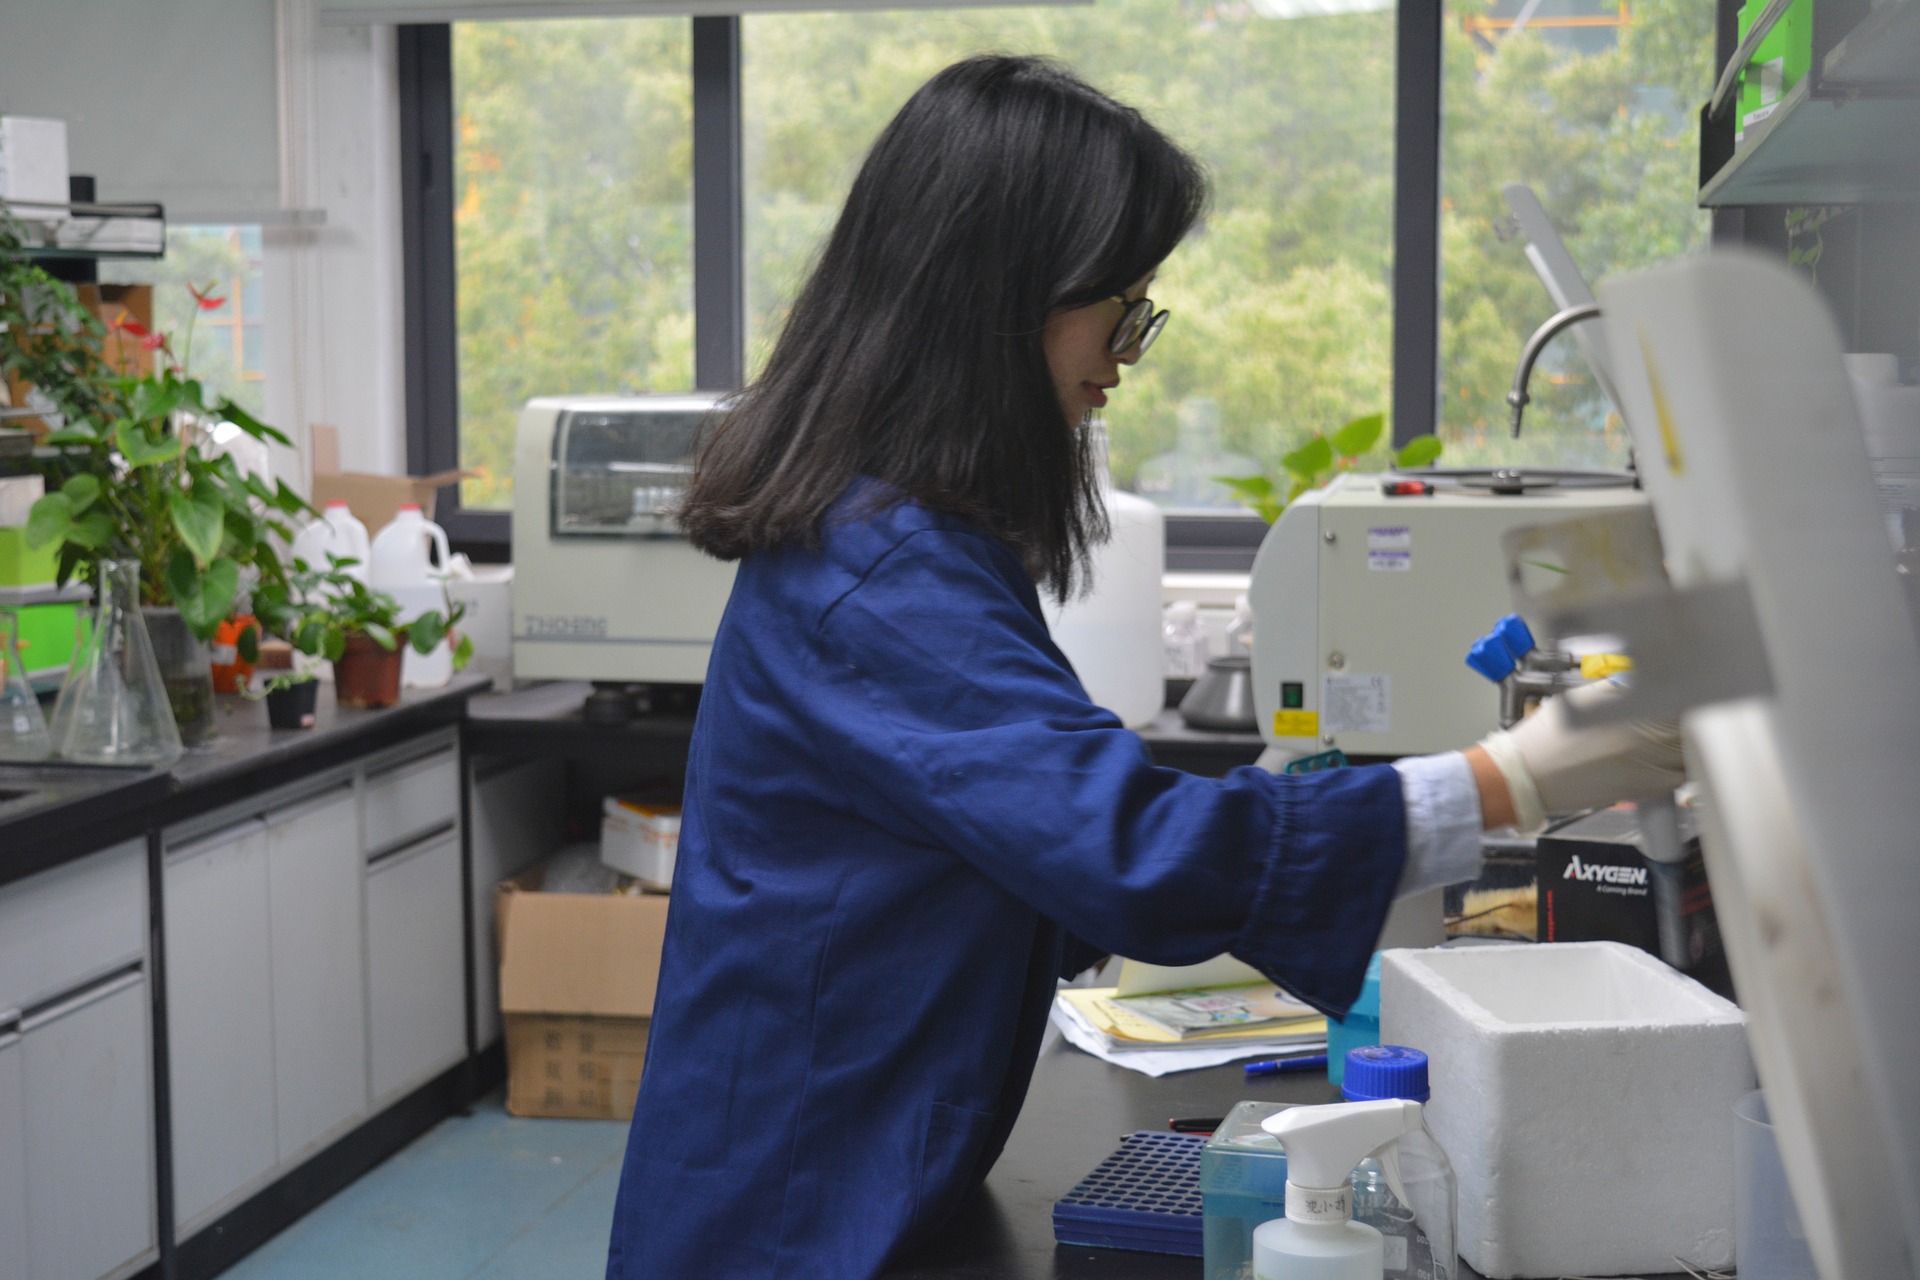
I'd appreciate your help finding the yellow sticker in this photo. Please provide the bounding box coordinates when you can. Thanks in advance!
[1272,710,1319,739]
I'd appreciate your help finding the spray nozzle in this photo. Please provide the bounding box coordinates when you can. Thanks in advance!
[1262,1099,1424,1224]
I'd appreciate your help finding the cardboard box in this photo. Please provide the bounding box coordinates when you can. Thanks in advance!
[309,423,469,535]
[599,797,680,889]
[1535,806,1723,973]
[497,859,671,1120]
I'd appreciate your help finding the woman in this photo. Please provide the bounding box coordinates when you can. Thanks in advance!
[606,55,1678,1279]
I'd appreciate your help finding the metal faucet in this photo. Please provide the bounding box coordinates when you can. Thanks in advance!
[1507,302,1603,438]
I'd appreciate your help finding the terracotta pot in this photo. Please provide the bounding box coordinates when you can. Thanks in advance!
[265,679,320,729]
[332,633,404,708]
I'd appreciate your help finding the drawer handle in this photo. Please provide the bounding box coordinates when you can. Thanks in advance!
[366,820,457,868]
[19,963,143,1033]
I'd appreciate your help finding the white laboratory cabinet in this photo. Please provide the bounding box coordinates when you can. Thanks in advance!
[162,731,466,1241]
[0,840,157,1280]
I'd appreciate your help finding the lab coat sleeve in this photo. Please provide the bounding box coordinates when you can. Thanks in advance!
[1390,752,1485,897]
[809,526,1406,1016]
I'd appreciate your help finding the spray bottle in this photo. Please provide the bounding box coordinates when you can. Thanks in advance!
[1252,1099,1426,1280]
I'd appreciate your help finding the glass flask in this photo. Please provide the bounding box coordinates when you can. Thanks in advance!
[48,559,183,766]
[0,609,52,761]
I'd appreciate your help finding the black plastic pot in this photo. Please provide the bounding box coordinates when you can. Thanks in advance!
[265,679,320,730]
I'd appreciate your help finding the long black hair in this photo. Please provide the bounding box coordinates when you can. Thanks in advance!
[679,54,1207,601]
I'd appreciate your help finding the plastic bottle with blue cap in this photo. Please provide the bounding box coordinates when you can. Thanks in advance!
[1342,1046,1456,1280]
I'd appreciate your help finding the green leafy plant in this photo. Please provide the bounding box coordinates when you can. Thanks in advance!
[244,668,319,700]
[250,556,473,671]
[3,226,312,641]
[1215,412,1444,523]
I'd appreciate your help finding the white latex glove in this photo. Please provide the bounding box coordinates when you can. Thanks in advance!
[1476,679,1684,832]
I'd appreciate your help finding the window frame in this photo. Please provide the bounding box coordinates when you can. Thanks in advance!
[401,11,1443,568]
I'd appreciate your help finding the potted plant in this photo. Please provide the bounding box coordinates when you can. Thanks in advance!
[4,222,311,744]
[253,670,321,730]
[251,557,471,710]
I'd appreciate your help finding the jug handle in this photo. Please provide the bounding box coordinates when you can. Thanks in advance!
[428,522,451,577]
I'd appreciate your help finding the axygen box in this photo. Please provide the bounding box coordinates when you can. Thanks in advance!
[497,861,670,1120]
[1536,806,1723,972]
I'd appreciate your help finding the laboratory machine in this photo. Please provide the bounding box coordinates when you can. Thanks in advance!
[1247,471,1648,760]
[511,394,735,685]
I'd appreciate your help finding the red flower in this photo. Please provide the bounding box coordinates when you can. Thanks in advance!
[111,314,150,338]
[141,332,168,351]
[187,282,227,311]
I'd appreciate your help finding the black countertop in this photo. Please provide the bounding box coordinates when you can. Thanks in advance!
[468,682,1268,778]
[0,673,490,890]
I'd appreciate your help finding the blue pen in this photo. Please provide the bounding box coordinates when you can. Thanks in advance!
[1243,1053,1328,1078]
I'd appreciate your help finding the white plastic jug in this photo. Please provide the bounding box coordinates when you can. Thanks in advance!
[369,505,449,590]
[1045,427,1166,728]
[369,506,455,689]
[290,501,371,582]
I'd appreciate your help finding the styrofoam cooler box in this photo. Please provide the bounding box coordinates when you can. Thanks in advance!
[599,797,679,889]
[1379,942,1752,1279]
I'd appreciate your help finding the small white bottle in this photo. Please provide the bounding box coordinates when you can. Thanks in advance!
[1252,1099,1426,1280]
[1162,600,1209,678]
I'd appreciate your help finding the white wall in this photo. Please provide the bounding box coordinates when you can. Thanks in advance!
[264,3,409,494]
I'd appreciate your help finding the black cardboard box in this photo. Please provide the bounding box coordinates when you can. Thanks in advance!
[1536,806,1724,973]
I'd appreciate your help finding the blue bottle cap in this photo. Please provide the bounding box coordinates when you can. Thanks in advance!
[1465,631,1517,683]
[1341,1044,1430,1103]
[1494,613,1536,661]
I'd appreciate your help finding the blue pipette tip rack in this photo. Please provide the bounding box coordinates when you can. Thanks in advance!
[1052,1129,1205,1257]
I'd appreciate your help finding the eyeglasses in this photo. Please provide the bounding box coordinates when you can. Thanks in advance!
[1108,295,1170,358]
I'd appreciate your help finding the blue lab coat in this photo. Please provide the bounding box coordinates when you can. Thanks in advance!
[606,484,1408,1279]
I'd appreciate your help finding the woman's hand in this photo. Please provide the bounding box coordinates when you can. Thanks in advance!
[1472,679,1685,831]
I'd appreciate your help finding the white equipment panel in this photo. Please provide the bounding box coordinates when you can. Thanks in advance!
[1249,474,1648,758]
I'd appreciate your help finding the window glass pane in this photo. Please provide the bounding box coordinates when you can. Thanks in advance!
[453,18,693,510]
[743,2,1398,510]
[102,225,268,419]
[1439,0,1715,468]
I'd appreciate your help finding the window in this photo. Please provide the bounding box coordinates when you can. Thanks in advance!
[742,3,1399,510]
[1438,0,1716,468]
[413,3,1718,551]
[101,226,268,417]
[451,18,693,510]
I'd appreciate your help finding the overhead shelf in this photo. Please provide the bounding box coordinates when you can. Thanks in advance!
[1,199,166,260]
[1699,0,1920,207]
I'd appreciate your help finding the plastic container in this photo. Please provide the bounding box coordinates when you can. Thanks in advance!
[1343,1047,1456,1280]
[1202,1100,1294,1280]
[1326,953,1383,1086]
[1046,427,1166,728]
[1733,1090,1818,1280]
[290,500,372,580]
[369,504,449,589]
[1163,600,1209,678]
[1252,1099,1428,1280]
[369,506,454,689]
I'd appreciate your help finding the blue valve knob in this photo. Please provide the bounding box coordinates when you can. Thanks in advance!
[1465,613,1537,683]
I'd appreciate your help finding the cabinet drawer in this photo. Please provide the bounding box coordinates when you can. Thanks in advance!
[367,834,466,1105]
[363,749,459,856]
[0,839,145,1015]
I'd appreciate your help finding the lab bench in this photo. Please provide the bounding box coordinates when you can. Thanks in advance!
[889,1033,1699,1280]
[0,675,490,1280]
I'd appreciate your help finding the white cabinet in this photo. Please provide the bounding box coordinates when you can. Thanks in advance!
[367,831,467,1106]
[0,841,155,1280]
[164,820,277,1232]
[0,1024,24,1280]
[265,787,367,1163]
[20,970,155,1280]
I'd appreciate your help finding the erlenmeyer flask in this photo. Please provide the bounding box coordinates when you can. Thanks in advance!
[0,609,52,761]
[49,559,183,766]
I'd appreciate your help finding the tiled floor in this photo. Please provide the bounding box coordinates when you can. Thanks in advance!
[222,1096,628,1280]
